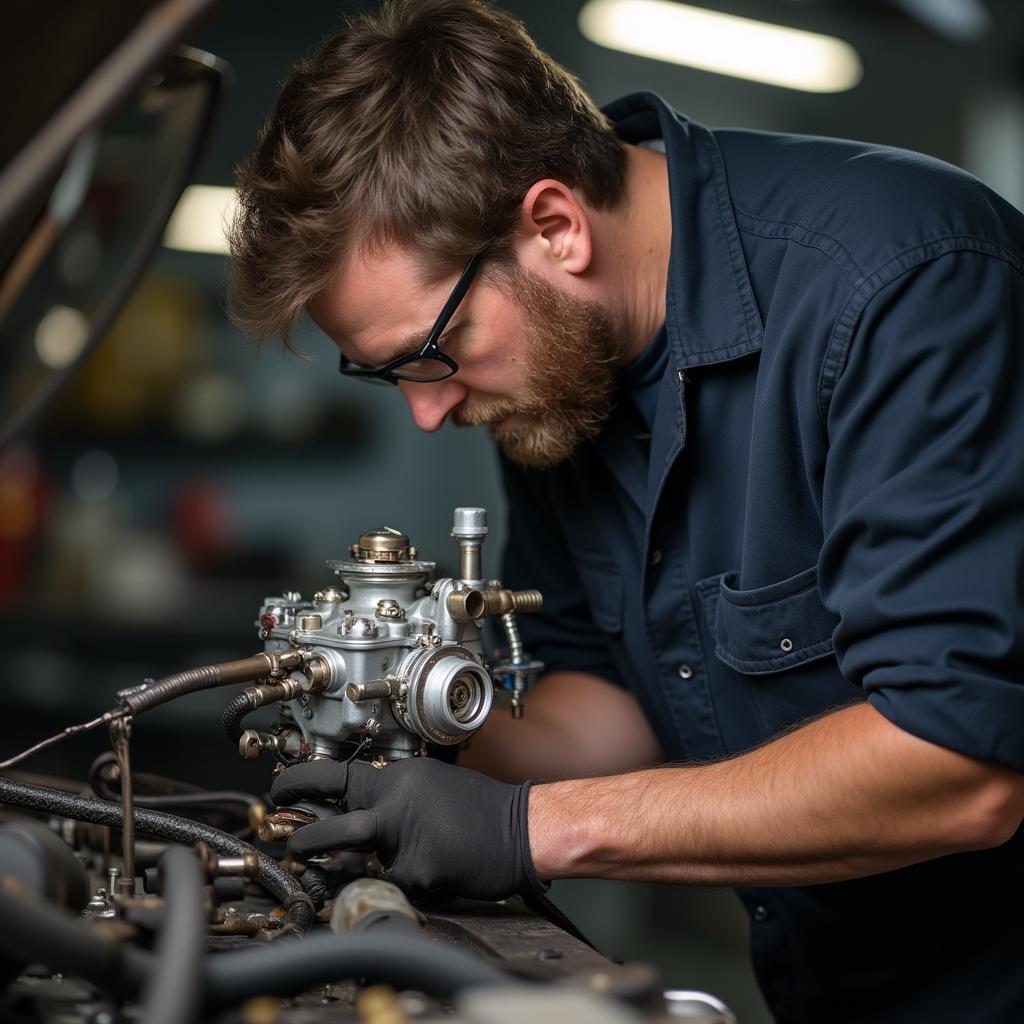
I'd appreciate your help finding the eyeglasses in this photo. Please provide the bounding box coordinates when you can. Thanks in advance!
[337,248,486,385]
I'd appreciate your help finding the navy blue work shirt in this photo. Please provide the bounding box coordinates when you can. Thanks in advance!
[501,93,1024,1024]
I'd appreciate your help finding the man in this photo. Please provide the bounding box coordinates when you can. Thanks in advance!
[228,2,1024,1020]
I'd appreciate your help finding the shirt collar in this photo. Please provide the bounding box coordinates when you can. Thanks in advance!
[603,92,764,370]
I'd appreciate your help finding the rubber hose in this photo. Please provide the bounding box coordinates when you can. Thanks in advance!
[299,865,329,907]
[89,751,205,799]
[201,931,508,1008]
[221,689,260,746]
[138,848,205,1024]
[0,880,145,996]
[117,665,222,716]
[0,778,313,934]
[0,886,507,1007]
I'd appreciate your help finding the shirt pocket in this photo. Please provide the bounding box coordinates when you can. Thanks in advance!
[570,549,623,634]
[695,565,839,675]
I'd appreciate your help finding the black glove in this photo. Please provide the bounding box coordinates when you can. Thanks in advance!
[270,757,547,902]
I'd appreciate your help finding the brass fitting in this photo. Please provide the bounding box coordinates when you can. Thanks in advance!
[446,588,543,622]
[257,808,318,844]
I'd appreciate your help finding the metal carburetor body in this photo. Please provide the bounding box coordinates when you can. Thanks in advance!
[244,508,541,768]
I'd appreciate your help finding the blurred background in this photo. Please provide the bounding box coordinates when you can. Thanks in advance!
[2,2,1022,1019]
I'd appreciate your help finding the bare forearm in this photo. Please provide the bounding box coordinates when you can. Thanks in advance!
[459,671,664,783]
[529,702,1024,886]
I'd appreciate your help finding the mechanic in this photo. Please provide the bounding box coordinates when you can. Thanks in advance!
[227,2,1024,1020]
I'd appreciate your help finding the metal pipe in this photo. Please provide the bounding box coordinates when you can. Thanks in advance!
[109,716,135,897]
[345,679,393,701]
[451,507,488,584]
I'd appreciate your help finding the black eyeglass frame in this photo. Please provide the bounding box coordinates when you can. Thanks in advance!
[337,247,487,385]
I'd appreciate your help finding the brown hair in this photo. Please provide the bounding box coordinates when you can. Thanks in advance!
[227,0,626,349]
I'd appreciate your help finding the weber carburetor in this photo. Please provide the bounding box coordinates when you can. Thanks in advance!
[231,507,542,769]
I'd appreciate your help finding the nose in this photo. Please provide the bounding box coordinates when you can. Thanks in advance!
[398,379,467,432]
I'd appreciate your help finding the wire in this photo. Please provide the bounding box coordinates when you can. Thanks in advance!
[0,709,126,771]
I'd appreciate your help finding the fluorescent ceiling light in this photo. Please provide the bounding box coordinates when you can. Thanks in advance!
[578,0,863,93]
[163,184,236,255]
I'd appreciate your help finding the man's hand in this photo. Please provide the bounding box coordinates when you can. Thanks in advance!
[270,757,547,901]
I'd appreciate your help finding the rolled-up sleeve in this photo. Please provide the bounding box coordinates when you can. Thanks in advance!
[820,250,1024,772]
[499,455,625,686]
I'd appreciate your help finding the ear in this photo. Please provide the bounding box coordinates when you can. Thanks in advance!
[514,179,593,276]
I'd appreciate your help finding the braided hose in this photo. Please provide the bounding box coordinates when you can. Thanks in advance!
[0,777,313,935]
[117,652,303,718]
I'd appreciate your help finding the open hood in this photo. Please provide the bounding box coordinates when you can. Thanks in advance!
[0,0,228,449]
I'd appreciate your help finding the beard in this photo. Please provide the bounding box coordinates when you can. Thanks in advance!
[452,264,620,468]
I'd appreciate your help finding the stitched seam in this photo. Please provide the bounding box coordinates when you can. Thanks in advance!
[722,580,818,608]
[734,207,866,283]
[816,238,1024,425]
[717,637,834,672]
[705,140,764,346]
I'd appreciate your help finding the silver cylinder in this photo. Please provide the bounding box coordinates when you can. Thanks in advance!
[452,507,488,583]
[397,645,493,744]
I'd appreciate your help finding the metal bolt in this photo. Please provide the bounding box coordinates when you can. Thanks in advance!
[298,614,323,631]
[239,730,263,759]
[375,599,404,620]
[364,717,382,737]
[301,707,313,719]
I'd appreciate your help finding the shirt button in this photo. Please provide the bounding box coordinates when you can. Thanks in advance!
[753,905,769,922]
[677,663,693,680]
[650,548,662,566]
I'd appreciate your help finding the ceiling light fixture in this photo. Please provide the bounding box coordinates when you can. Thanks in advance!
[578,0,863,93]
[162,184,236,255]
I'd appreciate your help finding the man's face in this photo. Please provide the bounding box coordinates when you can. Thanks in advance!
[310,245,620,467]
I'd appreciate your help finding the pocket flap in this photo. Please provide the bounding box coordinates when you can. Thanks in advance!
[696,565,839,675]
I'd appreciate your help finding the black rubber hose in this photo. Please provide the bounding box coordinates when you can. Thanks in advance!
[0,777,313,935]
[90,751,261,813]
[0,878,147,996]
[90,751,203,800]
[138,848,205,1024]
[0,886,508,1007]
[299,865,329,908]
[222,689,261,746]
[201,931,509,1008]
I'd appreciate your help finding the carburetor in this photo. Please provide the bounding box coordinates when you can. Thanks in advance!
[231,507,542,766]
